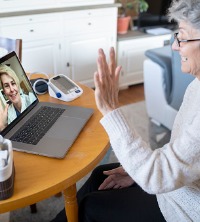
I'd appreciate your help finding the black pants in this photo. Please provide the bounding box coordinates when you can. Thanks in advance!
[51,163,166,222]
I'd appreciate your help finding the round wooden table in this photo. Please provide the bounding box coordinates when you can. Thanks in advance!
[0,84,110,222]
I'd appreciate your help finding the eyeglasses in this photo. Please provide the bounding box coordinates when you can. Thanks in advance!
[174,32,200,47]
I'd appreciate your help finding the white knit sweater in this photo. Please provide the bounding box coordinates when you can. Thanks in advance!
[100,78,200,222]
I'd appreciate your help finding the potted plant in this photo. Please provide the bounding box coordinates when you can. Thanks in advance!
[116,0,149,34]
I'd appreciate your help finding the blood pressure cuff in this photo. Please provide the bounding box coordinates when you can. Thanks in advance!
[30,78,49,94]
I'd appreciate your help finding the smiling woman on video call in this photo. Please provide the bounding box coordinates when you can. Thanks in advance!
[0,64,36,131]
[52,0,200,221]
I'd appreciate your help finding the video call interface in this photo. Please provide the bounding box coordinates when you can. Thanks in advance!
[0,54,37,131]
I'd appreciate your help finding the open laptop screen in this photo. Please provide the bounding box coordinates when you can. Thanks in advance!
[0,51,37,135]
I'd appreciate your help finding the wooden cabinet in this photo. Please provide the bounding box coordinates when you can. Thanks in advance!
[61,8,117,87]
[0,7,117,87]
[0,0,115,12]
[117,31,171,88]
[63,33,115,87]
[0,13,63,75]
[58,0,115,7]
[0,0,55,12]
[22,38,62,75]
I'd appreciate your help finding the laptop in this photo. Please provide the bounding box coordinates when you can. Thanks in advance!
[0,51,94,158]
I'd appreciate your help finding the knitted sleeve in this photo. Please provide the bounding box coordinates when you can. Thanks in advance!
[100,107,200,194]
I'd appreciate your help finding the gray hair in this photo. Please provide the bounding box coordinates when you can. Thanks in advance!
[168,0,200,30]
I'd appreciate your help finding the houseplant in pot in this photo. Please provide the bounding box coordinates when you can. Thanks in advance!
[117,0,149,34]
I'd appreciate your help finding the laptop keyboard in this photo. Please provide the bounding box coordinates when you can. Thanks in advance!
[10,106,65,145]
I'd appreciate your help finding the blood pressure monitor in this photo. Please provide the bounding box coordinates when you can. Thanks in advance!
[48,74,83,102]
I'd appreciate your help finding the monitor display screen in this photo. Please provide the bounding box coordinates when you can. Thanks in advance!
[0,52,37,134]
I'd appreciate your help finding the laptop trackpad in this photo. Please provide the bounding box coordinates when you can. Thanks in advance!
[45,116,85,140]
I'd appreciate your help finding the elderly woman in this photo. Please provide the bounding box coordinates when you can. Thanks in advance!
[0,64,36,131]
[52,0,200,221]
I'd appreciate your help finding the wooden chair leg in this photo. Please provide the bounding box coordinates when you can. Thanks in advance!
[30,203,37,213]
[55,192,62,197]
[29,193,60,214]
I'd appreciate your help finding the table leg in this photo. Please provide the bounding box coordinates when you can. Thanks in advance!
[63,184,78,222]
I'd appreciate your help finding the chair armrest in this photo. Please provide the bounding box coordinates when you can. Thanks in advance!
[143,59,177,130]
[145,45,172,103]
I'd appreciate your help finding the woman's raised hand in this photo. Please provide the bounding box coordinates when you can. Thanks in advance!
[94,47,122,116]
[0,103,9,131]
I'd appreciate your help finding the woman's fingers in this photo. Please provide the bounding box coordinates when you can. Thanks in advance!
[94,47,121,115]
[99,48,110,78]
[94,71,100,91]
[109,47,116,76]
[103,167,120,175]
[4,104,9,114]
[113,184,121,189]
[0,104,9,131]
[97,50,111,91]
[98,176,115,190]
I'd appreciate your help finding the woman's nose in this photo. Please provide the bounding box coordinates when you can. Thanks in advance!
[172,40,179,51]
[9,84,14,92]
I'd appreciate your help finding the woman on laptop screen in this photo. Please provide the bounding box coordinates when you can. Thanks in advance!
[0,64,36,131]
